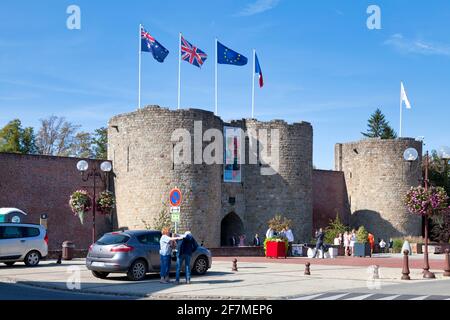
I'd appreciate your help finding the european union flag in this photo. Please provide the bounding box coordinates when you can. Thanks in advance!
[141,27,169,63]
[217,41,248,66]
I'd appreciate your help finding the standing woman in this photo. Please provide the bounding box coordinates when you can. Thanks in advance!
[350,229,356,256]
[159,227,182,284]
[343,231,350,256]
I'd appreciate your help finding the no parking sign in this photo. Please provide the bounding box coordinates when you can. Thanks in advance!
[169,188,182,207]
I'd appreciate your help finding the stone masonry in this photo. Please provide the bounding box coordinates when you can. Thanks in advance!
[108,106,313,247]
[335,138,423,240]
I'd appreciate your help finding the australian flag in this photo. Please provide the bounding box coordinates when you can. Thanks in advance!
[141,27,169,63]
[181,36,207,68]
[217,41,247,66]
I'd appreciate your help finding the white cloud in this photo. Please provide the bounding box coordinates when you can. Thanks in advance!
[384,33,450,57]
[236,0,281,17]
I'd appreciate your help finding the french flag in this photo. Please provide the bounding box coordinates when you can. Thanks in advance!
[255,53,264,88]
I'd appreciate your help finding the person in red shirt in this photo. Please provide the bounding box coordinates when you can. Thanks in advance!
[368,233,375,256]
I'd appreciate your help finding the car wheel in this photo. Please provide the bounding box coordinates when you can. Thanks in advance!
[193,256,208,275]
[91,271,109,279]
[24,251,41,267]
[127,259,147,281]
[4,262,15,267]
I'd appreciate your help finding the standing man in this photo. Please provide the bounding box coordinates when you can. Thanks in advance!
[312,228,325,259]
[175,231,198,285]
[253,233,261,246]
[285,227,294,257]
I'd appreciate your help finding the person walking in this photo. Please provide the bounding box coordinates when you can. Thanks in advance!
[368,232,375,256]
[312,228,325,259]
[159,227,182,284]
[175,231,199,285]
[388,238,394,254]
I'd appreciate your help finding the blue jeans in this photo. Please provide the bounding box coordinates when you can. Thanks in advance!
[160,254,171,278]
[176,254,191,282]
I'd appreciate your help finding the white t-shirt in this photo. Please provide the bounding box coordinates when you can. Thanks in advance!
[333,237,341,246]
[159,234,172,256]
[285,229,294,242]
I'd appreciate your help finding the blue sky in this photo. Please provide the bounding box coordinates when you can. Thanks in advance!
[1,0,449,169]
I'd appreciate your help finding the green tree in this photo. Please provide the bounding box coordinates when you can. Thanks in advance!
[92,127,107,160]
[324,213,348,244]
[362,108,397,139]
[70,132,93,158]
[427,150,450,243]
[0,119,37,154]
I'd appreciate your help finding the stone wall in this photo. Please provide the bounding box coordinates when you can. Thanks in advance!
[108,106,223,247]
[0,153,112,250]
[335,138,423,240]
[241,120,313,244]
[312,169,350,233]
[108,106,314,247]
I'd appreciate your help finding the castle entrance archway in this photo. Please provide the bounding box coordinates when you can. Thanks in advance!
[221,212,244,246]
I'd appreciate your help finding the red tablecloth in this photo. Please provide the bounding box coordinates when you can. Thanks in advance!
[266,241,286,259]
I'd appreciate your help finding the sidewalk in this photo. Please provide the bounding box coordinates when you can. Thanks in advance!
[0,258,449,299]
[214,254,448,270]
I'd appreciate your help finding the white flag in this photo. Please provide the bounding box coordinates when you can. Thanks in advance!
[401,82,412,109]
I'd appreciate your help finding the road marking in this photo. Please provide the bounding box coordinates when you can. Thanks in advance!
[293,293,325,300]
[378,295,401,300]
[317,293,350,300]
[408,296,429,300]
[344,294,374,300]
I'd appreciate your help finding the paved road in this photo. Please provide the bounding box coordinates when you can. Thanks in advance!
[0,282,132,300]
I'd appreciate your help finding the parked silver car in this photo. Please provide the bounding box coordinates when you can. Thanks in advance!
[0,223,48,267]
[86,230,212,281]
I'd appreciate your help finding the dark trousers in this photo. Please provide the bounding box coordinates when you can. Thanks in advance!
[313,242,325,258]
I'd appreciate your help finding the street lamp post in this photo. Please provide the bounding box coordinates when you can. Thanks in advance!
[76,160,112,244]
[403,148,435,278]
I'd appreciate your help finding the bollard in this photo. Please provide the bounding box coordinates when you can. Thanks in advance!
[444,249,450,277]
[304,262,311,275]
[401,249,411,280]
[232,258,238,272]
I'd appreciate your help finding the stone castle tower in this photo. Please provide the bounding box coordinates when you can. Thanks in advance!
[335,138,423,240]
[108,106,313,247]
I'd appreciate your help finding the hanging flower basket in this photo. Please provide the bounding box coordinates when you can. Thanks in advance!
[405,186,449,216]
[97,191,115,215]
[69,190,92,224]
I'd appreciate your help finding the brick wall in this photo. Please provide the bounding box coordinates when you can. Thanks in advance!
[0,153,113,250]
[312,169,350,234]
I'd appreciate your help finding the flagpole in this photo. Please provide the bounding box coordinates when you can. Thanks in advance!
[399,82,403,137]
[178,32,182,110]
[215,38,218,116]
[251,49,256,119]
[138,24,142,110]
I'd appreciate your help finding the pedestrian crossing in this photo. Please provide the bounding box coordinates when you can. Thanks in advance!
[292,292,450,300]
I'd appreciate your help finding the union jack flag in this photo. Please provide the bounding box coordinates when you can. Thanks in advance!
[181,36,207,68]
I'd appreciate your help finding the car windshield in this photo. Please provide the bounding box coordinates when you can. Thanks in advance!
[96,233,130,245]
